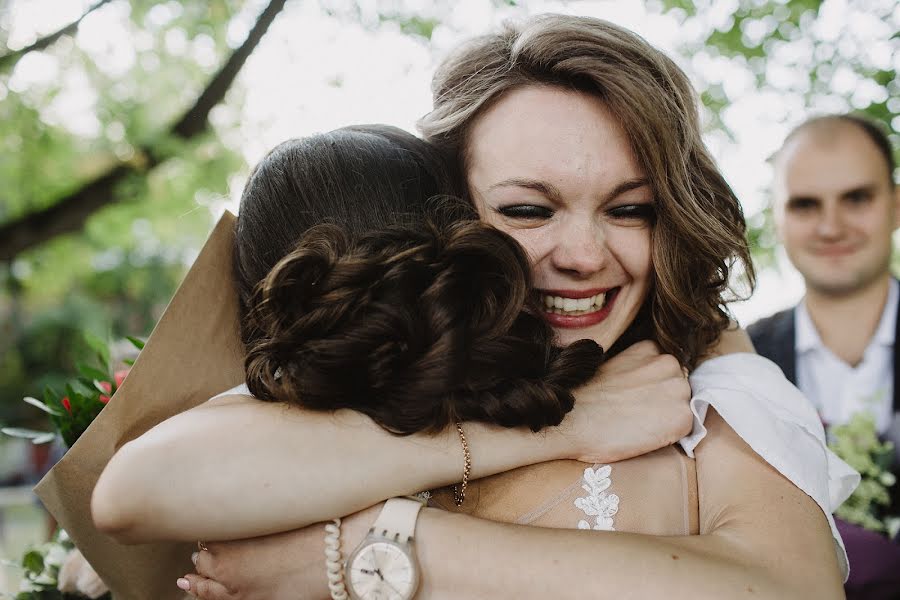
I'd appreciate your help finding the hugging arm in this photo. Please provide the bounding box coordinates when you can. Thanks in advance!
[184,410,842,600]
[412,410,842,599]
[92,341,692,542]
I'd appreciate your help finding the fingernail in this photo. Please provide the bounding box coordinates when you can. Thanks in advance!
[177,578,191,591]
[191,552,199,565]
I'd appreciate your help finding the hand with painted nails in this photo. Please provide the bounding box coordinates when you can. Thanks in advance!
[562,340,693,463]
[176,504,380,600]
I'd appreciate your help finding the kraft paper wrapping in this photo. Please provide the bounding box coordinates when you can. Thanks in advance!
[34,212,245,600]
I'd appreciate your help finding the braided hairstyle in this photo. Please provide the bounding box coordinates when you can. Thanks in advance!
[235,125,603,435]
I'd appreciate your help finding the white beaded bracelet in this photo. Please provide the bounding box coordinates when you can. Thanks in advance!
[324,518,348,600]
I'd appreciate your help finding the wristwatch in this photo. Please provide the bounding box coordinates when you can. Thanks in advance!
[345,496,426,600]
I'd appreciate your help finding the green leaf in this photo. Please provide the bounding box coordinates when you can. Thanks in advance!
[123,358,135,366]
[21,550,43,574]
[126,335,146,350]
[83,331,111,369]
[43,386,60,406]
[77,363,110,382]
[22,396,63,417]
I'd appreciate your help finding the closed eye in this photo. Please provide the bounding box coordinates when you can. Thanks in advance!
[496,205,554,220]
[608,204,656,222]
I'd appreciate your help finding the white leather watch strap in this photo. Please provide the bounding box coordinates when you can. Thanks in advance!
[371,497,425,544]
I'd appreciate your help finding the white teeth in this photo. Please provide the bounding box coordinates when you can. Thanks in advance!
[540,292,608,314]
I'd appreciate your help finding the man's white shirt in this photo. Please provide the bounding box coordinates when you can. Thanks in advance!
[795,278,897,433]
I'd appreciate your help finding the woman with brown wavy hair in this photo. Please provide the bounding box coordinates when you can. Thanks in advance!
[94,15,855,600]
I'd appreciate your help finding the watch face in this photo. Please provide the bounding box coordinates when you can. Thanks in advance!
[347,540,417,600]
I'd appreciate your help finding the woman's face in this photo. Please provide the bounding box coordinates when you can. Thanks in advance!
[467,85,654,349]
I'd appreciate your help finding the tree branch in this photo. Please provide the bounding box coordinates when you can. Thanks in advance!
[0,0,114,71]
[0,0,288,261]
[171,0,288,139]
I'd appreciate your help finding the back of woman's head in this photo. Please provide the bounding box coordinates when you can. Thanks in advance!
[419,14,755,369]
[234,125,457,320]
[235,125,603,434]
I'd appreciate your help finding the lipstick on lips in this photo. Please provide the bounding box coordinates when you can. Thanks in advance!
[539,287,619,328]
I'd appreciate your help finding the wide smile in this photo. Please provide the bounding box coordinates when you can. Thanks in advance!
[538,287,620,328]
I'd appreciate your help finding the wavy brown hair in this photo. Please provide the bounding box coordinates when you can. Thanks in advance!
[418,14,755,369]
[235,126,603,434]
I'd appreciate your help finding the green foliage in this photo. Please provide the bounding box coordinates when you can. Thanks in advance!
[3,331,133,448]
[8,529,110,599]
[657,0,899,264]
[828,412,900,537]
[0,0,246,425]
[382,14,440,40]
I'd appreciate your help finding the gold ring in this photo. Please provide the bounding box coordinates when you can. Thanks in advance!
[197,540,208,552]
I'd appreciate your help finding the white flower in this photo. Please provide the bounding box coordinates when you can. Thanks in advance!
[573,465,619,531]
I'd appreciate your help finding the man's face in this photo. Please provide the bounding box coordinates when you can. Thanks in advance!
[774,124,899,297]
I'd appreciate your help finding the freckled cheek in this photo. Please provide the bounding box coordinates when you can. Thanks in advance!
[606,229,652,284]
[494,228,553,268]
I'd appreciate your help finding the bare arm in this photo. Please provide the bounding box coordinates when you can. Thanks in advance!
[184,410,842,600]
[92,342,692,542]
[415,410,841,599]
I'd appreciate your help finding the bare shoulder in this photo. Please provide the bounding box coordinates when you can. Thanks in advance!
[700,324,756,362]
[694,409,843,597]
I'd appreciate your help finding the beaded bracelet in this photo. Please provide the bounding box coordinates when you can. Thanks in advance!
[324,518,348,600]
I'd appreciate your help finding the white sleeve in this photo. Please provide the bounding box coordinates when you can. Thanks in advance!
[207,383,253,401]
[680,353,860,581]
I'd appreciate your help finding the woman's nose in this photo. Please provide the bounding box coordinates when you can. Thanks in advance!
[550,222,607,276]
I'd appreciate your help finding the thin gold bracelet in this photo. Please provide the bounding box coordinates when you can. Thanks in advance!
[452,422,471,506]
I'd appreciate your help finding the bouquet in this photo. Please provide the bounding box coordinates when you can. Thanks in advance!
[827,412,900,539]
[2,334,141,599]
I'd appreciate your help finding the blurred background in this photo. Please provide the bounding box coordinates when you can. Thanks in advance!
[0,0,898,591]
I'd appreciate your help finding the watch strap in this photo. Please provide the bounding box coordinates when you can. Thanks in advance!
[371,497,424,544]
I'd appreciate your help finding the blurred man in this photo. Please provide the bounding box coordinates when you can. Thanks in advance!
[750,114,898,432]
[749,114,899,599]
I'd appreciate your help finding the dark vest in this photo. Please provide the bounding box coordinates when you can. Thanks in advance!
[747,296,900,414]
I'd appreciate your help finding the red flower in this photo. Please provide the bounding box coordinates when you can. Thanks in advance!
[99,395,110,404]
[114,369,130,388]
[62,396,71,413]
[97,381,112,394]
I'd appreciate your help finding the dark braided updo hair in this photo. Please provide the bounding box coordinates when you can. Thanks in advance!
[234,125,603,435]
